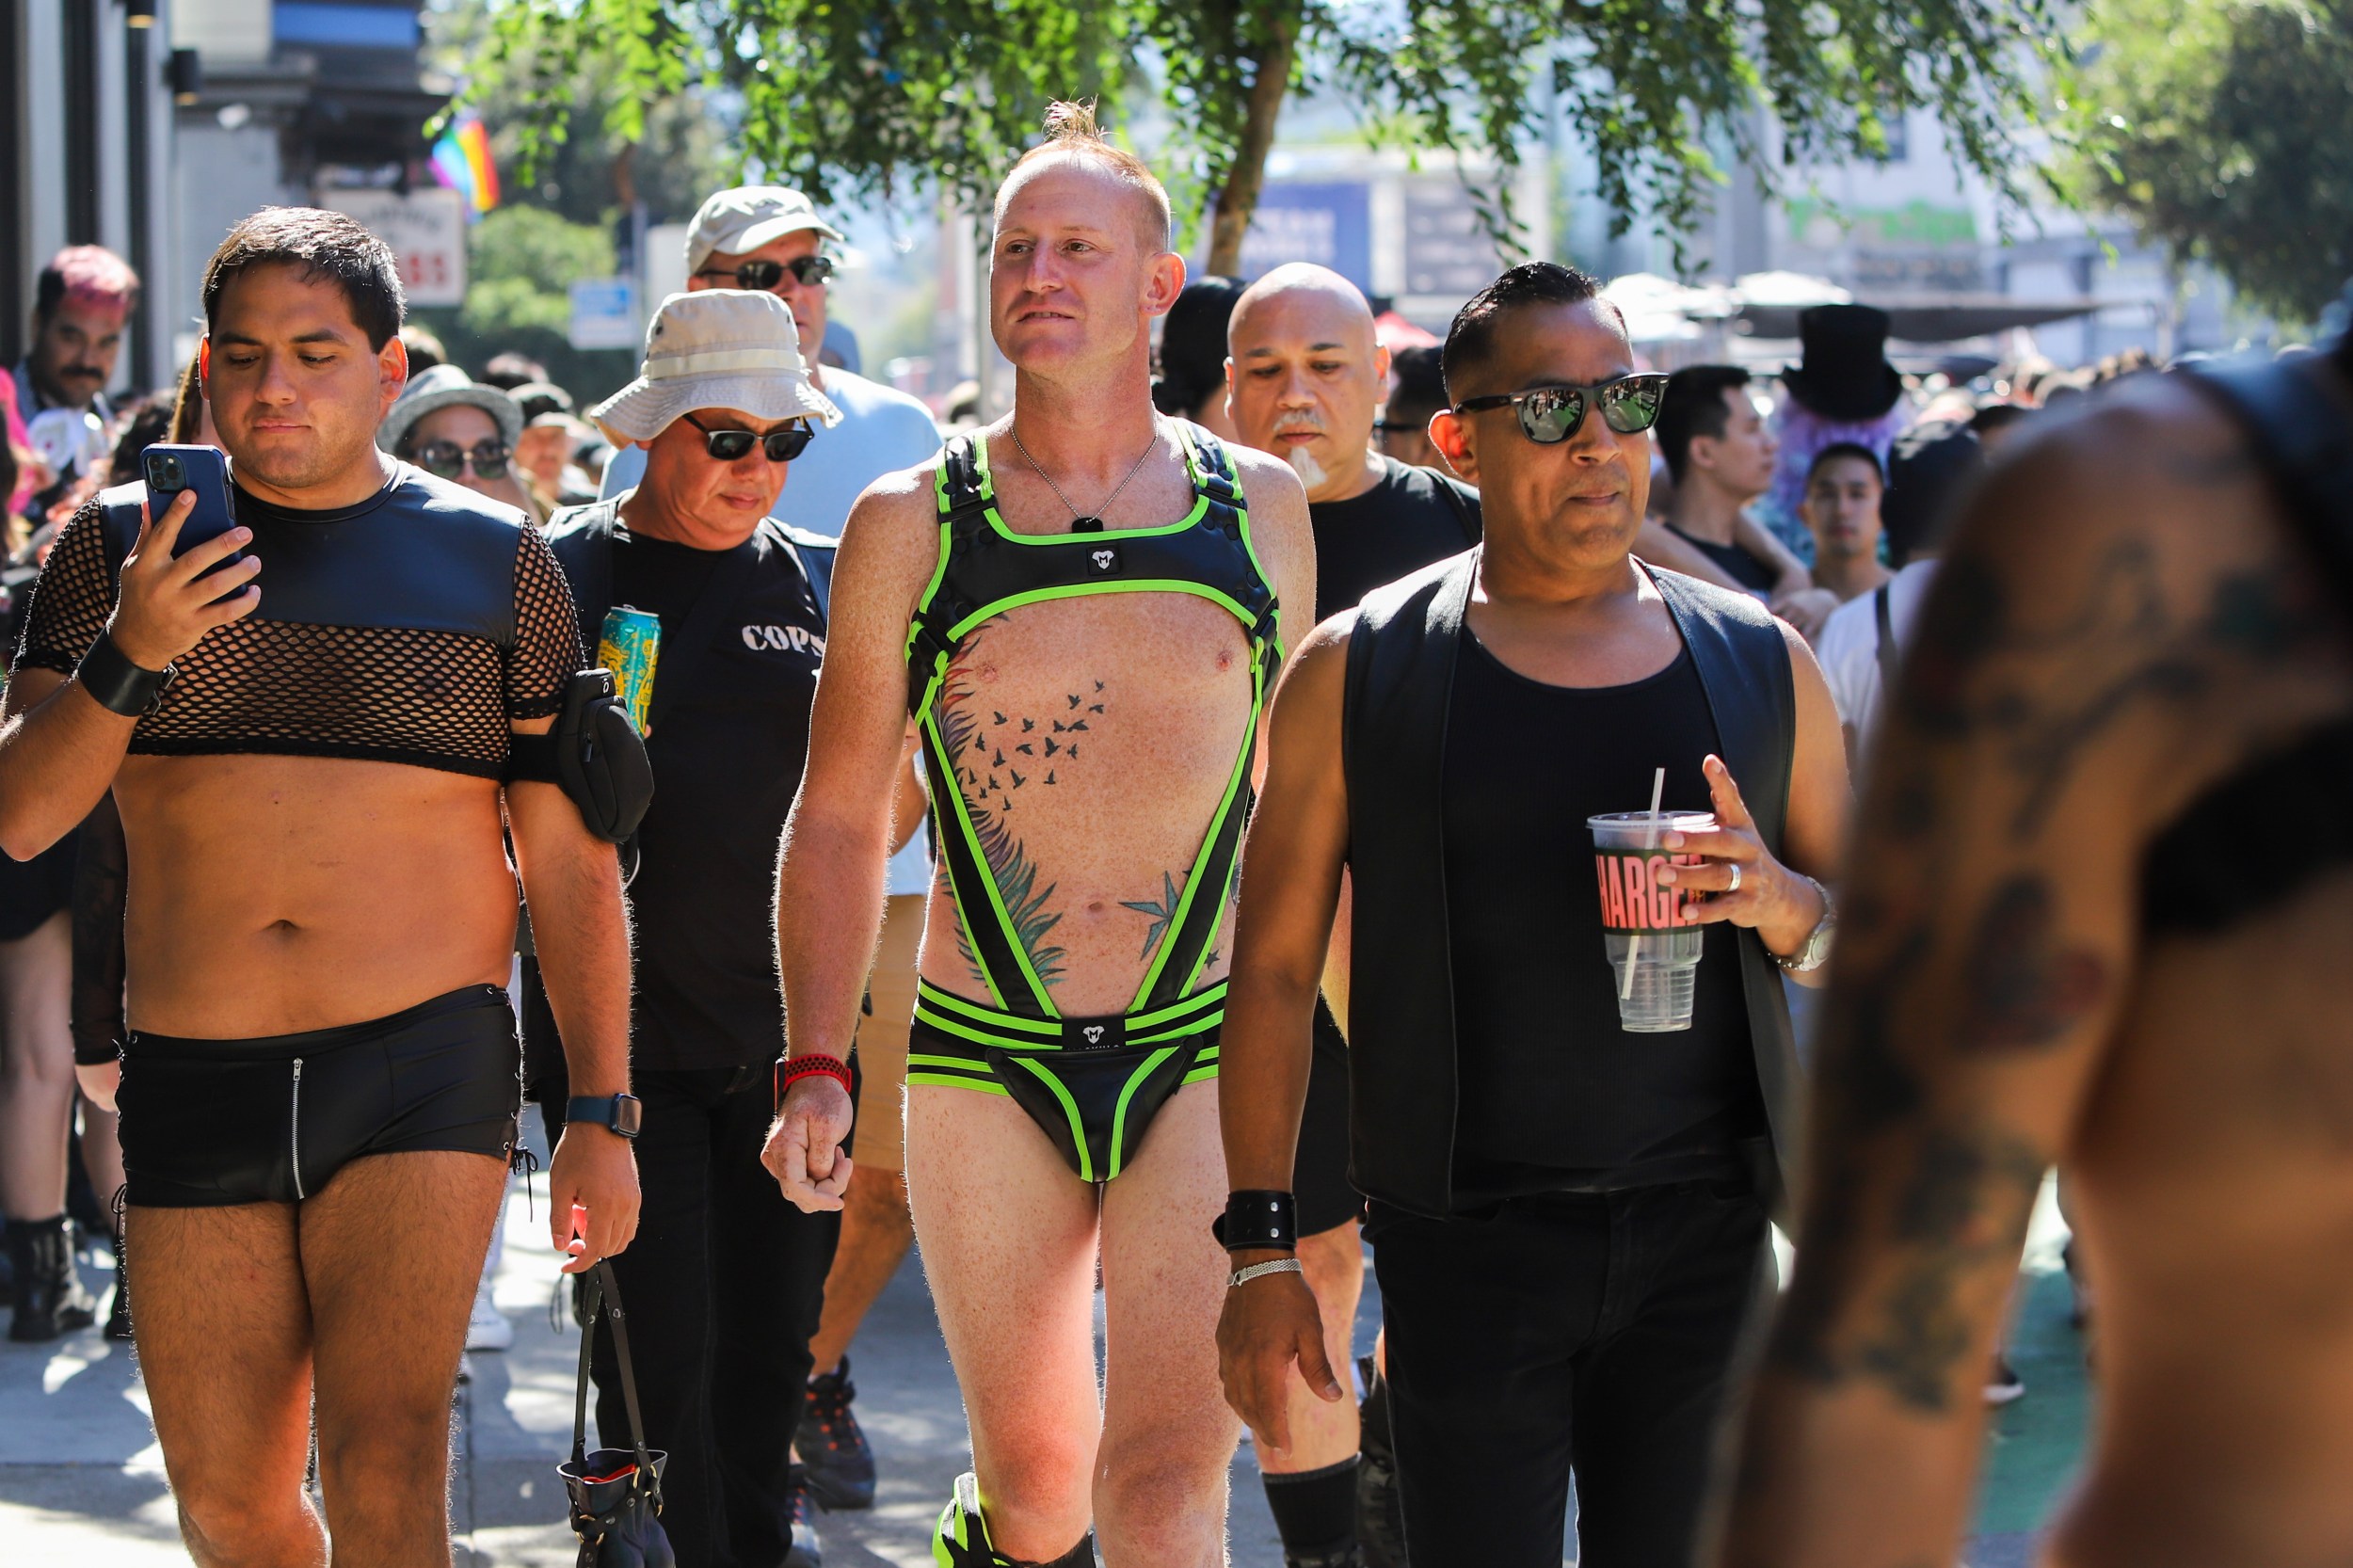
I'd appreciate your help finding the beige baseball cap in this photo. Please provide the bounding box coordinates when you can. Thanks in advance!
[683,187,847,277]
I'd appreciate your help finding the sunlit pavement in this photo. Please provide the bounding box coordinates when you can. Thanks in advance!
[0,1175,2085,1566]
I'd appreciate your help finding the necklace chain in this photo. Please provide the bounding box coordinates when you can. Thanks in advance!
[1008,418,1161,528]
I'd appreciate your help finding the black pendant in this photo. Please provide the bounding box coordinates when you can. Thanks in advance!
[1071,516,1105,533]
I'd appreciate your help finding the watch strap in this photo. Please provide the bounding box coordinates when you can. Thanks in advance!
[566,1094,641,1138]
[1773,879,1836,973]
[75,628,174,717]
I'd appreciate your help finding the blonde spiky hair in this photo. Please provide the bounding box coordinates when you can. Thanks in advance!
[998,99,1175,252]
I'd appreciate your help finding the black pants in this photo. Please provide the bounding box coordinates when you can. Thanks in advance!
[545,1064,841,1568]
[1367,1180,1770,1568]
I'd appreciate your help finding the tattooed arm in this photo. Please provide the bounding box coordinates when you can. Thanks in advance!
[1711,380,2353,1567]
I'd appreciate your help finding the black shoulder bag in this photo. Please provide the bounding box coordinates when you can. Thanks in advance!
[559,1262,674,1568]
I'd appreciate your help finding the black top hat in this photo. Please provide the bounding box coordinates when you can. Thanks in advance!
[1781,303,1905,422]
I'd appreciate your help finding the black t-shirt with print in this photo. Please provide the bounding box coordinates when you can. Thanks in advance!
[610,525,827,1070]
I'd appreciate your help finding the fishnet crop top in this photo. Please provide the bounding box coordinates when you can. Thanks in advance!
[12,469,581,779]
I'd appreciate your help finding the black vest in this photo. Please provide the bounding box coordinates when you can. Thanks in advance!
[1341,549,1802,1218]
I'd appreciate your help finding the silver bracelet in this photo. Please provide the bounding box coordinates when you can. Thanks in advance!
[1227,1257,1305,1289]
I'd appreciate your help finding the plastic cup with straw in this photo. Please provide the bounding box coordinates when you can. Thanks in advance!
[1621,767,1667,1001]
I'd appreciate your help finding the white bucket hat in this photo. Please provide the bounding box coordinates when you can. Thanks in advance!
[684,187,846,277]
[587,290,842,445]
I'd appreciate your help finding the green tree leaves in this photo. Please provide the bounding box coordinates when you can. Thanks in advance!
[2067,0,2353,325]
[451,0,2066,277]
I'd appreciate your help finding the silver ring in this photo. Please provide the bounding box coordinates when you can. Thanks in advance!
[1726,863,1743,894]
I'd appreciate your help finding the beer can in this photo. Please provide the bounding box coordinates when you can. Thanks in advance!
[598,606,660,735]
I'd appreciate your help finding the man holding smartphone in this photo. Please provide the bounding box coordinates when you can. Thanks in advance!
[0,206,640,1567]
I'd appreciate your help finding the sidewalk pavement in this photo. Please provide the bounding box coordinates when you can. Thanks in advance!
[0,1176,2082,1566]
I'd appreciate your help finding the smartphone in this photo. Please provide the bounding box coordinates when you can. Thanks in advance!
[140,444,241,566]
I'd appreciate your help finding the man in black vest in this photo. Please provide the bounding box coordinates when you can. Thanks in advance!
[1214,262,1848,1567]
[528,287,864,1568]
[1225,260,1480,1568]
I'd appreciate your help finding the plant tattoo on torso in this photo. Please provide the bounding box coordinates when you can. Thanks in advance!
[933,622,1190,993]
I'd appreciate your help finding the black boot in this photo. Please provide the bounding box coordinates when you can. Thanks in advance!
[1355,1356,1408,1568]
[8,1216,98,1342]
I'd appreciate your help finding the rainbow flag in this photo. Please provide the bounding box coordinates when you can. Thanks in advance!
[430,119,500,218]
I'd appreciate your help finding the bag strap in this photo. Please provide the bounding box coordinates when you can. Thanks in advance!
[571,1260,662,1494]
[1873,582,1897,694]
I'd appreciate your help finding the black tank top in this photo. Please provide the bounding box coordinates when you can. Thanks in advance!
[1664,522,1777,593]
[1441,632,1766,1200]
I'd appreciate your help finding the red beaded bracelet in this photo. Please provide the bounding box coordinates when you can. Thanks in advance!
[776,1053,853,1105]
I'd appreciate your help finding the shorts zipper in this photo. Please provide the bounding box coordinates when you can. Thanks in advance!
[290,1058,306,1201]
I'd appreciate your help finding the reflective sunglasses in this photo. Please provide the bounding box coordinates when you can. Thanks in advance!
[412,439,512,480]
[683,411,814,463]
[693,255,836,293]
[1450,373,1671,444]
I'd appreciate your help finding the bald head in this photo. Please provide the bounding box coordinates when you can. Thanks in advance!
[1230,264,1378,348]
[1225,264,1388,504]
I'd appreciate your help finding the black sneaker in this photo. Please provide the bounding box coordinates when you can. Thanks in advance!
[800,1358,877,1510]
[1985,1353,2026,1406]
[784,1464,824,1567]
[1356,1355,1407,1568]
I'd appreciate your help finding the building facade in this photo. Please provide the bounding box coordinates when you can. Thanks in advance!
[0,0,440,401]
[2,0,180,390]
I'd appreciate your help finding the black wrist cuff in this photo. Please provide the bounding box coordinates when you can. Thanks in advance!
[72,1033,123,1068]
[75,629,173,717]
[1213,1190,1299,1252]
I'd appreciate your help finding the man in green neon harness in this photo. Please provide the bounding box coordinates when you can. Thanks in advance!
[762,102,1314,1567]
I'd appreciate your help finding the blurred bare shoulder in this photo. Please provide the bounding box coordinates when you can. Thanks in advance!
[1897,373,2353,846]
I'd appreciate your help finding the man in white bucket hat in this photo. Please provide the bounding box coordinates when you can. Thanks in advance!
[527,286,891,1568]
[602,188,949,1521]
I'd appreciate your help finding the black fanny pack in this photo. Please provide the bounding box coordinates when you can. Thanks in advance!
[507,669,655,844]
[560,1261,673,1568]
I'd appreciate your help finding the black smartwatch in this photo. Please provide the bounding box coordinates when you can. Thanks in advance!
[76,628,175,717]
[566,1094,642,1140]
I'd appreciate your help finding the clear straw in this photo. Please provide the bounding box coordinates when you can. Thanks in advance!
[1621,766,1668,1001]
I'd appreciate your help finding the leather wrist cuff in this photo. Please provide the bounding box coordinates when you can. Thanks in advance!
[75,628,174,717]
[1213,1190,1299,1252]
[776,1053,854,1107]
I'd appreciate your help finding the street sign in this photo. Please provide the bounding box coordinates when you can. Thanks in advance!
[568,279,642,350]
[319,187,468,307]
[1238,183,1373,294]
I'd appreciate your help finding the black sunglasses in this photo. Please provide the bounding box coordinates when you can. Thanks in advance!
[411,439,511,481]
[683,411,814,463]
[1451,373,1671,444]
[694,255,836,293]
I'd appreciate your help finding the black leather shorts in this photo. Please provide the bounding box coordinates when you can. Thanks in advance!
[120,984,521,1208]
